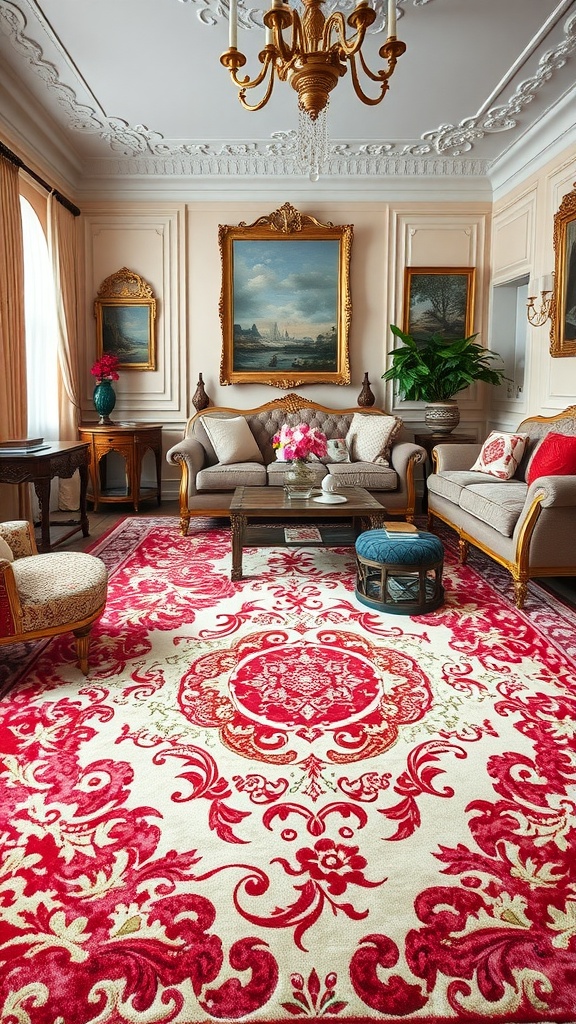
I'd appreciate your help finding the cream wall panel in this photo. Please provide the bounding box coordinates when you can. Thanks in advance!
[82,205,187,428]
[387,208,491,431]
[405,225,477,268]
[491,190,536,282]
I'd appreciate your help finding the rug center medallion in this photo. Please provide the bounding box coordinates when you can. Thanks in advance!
[229,644,383,729]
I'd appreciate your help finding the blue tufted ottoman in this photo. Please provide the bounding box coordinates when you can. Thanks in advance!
[355,528,444,614]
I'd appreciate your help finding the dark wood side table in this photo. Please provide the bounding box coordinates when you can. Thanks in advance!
[0,441,90,552]
[78,423,163,513]
[414,431,477,511]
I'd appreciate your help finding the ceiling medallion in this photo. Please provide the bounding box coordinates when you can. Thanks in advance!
[220,0,406,180]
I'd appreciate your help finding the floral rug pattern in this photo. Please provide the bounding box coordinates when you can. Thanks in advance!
[1,517,576,1024]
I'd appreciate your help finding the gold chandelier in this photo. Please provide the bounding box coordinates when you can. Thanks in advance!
[220,0,406,176]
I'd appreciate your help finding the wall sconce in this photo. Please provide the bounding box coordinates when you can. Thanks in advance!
[526,274,554,327]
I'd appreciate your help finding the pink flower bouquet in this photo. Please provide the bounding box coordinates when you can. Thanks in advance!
[91,353,120,383]
[272,423,328,462]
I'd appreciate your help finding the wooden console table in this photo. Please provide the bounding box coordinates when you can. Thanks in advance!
[79,423,163,513]
[0,441,90,552]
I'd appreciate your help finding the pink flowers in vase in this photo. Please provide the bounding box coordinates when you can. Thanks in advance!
[90,353,120,383]
[272,423,328,462]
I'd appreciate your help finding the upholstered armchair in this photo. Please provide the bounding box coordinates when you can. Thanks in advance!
[0,521,108,675]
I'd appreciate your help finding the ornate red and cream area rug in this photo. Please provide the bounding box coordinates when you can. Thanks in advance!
[2,517,576,1024]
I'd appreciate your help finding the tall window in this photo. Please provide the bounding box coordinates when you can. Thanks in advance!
[20,196,59,439]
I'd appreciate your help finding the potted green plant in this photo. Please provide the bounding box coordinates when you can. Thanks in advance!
[381,324,509,433]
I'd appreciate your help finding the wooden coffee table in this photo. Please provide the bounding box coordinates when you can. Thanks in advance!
[229,485,387,580]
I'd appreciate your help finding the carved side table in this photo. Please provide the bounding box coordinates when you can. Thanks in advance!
[79,423,163,513]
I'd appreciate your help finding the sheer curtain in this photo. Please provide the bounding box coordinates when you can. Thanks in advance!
[48,193,82,510]
[20,197,59,444]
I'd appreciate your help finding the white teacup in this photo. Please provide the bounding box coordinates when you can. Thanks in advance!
[321,475,342,494]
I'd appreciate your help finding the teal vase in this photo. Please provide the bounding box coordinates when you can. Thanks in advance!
[93,379,116,425]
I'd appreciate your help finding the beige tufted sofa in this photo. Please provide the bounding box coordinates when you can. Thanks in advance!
[0,520,108,676]
[427,406,576,608]
[166,393,427,536]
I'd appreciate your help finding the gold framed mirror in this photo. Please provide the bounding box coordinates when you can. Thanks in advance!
[550,181,576,357]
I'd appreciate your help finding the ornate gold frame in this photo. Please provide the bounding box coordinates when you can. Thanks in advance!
[94,267,157,371]
[219,203,353,388]
[403,267,476,340]
[550,182,576,357]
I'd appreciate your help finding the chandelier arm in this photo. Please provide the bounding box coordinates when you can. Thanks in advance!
[355,44,392,85]
[228,49,275,92]
[348,52,389,104]
[323,11,365,56]
[274,9,302,65]
[238,61,277,110]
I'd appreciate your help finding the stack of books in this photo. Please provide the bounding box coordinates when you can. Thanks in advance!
[384,522,420,538]
[0,437,50,455]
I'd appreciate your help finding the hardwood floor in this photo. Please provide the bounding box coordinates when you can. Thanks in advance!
[41,500,182,553]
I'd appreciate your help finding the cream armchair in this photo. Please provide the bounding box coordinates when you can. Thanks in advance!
[0,521,108,675]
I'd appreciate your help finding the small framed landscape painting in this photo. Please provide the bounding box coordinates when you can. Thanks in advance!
[550,182,576,357]
[403,267,476,341]
[219,203,353,388]
[94,267,157,371]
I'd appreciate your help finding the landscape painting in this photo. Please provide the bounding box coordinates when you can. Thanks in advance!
[233,239,339,373]
[219,204,352,387]
[101,304,153,367]
[94,268,157,371]
[403,267,475,342]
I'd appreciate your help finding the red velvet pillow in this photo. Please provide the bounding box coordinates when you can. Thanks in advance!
[526,432,576,485]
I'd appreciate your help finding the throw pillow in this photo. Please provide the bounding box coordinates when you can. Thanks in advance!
[326,438,349,463]
[0,536,13,562]
[345,413,402,465]
[526,432,576,486]
[202,416,263,466]
[470,431,528,480]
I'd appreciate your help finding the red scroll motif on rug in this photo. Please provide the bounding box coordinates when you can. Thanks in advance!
[1,517,576,1023]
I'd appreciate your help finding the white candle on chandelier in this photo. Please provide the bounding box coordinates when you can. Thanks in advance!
[229,0,238,48]
[387,0,396,36]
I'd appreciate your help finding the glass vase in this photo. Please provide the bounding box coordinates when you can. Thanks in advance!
[93,379,116,425]
[284,459,316,499]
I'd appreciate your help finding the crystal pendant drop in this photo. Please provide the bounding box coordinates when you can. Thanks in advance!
[297,103,329,181]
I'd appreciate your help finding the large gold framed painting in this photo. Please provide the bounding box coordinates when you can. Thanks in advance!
[551,180,576,357]
[219,203,353,388]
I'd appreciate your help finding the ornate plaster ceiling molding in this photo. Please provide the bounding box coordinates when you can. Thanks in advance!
[0,0,573,179]
[0,1,102,133]
[422,10,576,156]
[174,0,433,35]
[86,143,489,180]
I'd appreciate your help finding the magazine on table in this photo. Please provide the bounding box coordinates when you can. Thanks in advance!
[284,527,323,543]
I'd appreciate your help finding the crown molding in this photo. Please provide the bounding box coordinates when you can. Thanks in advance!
[0,0,573,193]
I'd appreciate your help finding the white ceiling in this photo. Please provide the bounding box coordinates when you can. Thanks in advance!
[0,0,575,194]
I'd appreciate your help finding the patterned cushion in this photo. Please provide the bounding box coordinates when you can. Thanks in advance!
[12,552,108,632]
[202,416,264,466]
[470,431,528,480]
[346,413,402,465]
[0,537,13,562]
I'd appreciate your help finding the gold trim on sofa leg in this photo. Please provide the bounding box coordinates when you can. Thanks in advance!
[513,577,528,609]
[458,538,469,564]
[175,455,191,536]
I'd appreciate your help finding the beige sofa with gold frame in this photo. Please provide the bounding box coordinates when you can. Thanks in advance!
[166,393,427,536]
[426,406,576,607]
